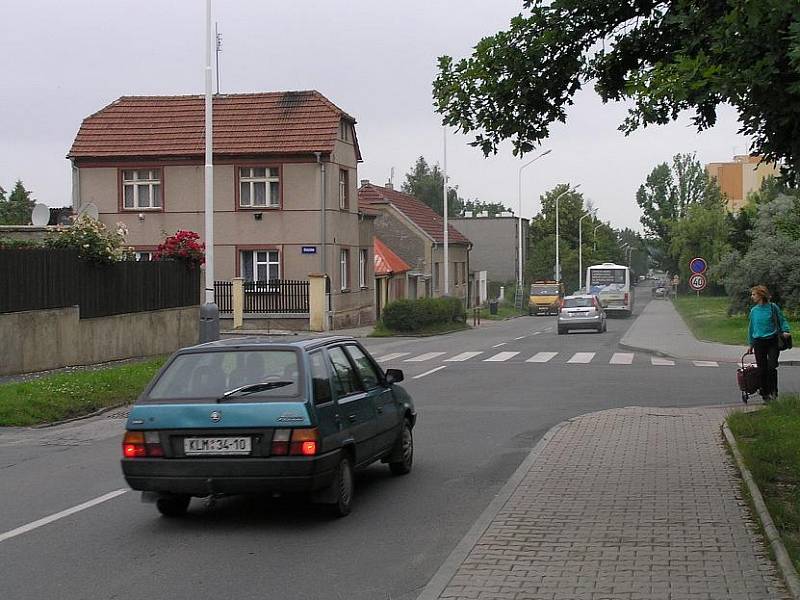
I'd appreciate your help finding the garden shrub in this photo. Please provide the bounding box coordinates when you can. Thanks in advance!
[382,297,465,331]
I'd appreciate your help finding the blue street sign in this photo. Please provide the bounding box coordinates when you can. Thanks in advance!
[689,257,707,274]
[301,246,317,255]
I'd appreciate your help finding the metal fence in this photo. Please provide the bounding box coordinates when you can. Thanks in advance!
[214,279,309,314]
[0,249,201,318]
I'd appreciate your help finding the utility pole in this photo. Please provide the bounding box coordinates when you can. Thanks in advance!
[443,127,449,296]
[215,22,222,94]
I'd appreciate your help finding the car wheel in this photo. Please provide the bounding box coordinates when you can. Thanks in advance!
[602,321,607,332]
[557,327,566,335]
[389,420,413,476]
[329,457,354,517]
[156,494,191,517]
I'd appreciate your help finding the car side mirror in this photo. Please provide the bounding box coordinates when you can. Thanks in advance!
[385,368,404,384]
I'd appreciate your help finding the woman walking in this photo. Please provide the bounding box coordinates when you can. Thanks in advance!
[747,285,791,402]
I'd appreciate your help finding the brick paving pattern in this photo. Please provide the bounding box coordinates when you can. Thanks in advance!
[436,406,789,600]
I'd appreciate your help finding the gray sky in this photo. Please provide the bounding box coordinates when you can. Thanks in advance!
[1,0,749,232]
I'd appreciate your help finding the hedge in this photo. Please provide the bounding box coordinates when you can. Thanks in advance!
[382,297,465,332]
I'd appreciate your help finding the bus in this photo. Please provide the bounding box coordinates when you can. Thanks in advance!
[585,263,633,317]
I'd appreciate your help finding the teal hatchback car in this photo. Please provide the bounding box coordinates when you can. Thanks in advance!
[121,336,416,518]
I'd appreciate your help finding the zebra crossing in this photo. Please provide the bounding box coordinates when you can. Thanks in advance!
[372,349,720,368]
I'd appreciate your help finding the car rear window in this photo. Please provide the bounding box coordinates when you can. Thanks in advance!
[564,298,593,308]
[147,350,301,401]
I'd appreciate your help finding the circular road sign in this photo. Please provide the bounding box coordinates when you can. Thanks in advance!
[689,273,707,291]
[689,257,708,274]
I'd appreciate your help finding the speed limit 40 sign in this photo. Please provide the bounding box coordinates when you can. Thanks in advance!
[689,273,707,291]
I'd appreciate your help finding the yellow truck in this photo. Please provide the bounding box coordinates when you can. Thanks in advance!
[528,280,563,315]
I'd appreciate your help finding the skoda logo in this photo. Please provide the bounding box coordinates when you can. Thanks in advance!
[209,411,222,423]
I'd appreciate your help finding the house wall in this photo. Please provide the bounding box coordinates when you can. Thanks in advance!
[431,244,470,301]
[0,305,198,376]
[76,147,373,329]
[705,156,779,212]
[450,217,526,283]
[371,207,428,273]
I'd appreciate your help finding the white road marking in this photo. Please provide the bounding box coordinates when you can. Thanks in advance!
[527,352,558,363]
[0,489,127,544]
[445,351,483,362]
[651,357,675,366]
[544,327,553,331]
[413,366,447,379]
[484,351,519,362]
[491,342,507,348]
[514,336,526,340]
[531,332,542,336]
[405,352,446,362]
[567,352,595,364]
[374,352,409,362]
[609,353,634,365]
[693,360,719,367]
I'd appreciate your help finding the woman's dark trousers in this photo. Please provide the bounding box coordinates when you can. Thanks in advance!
[753,336,779,399]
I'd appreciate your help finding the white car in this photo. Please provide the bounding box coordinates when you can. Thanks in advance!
[557,294,607,334]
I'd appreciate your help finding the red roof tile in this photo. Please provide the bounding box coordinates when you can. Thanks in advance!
[358,184,470,245]
[374,238,411,275]
[68,91,362,160]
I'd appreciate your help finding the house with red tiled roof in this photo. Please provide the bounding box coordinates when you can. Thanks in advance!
[67,91,374,329]
[358,182,471,303]
[373,237,411,317]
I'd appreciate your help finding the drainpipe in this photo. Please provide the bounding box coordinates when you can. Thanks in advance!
[315,152,331,330]
[70,158,81,212]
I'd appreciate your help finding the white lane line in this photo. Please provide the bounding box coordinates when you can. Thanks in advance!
[514,336,526,340]
[374,352,409,362]
[609,352,634,365]
[405,352,446,362]
[0,489,127,544]
[527,352,558,363]
[491,342,507,348]
[567,352,595,364]
[484,351,519,362]
[693,360,719,367]
[413,365,447,379]
[531,332,542,336]
[544,327,553,332]
[651,357,675,366]
[445,351,483,362]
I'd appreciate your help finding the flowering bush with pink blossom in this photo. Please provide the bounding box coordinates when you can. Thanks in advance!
[154,230,205,266]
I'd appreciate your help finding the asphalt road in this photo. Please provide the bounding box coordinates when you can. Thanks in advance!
[2,295,798,600]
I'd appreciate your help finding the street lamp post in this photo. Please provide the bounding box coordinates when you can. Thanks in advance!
[554,183,581,285]
[578,208,597,291]
[517,149,551,289]
[592,223,602,251]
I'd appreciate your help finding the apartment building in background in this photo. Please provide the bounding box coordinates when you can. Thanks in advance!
[705,155,779,212]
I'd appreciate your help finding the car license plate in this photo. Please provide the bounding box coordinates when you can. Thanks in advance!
[184,437,251,456]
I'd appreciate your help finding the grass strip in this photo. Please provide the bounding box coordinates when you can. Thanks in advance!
[481,305,526,321]
[0,357,167,427]
[727,396,800,573]
[673,295,800,346]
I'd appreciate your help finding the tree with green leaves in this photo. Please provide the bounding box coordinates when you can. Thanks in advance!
[0,180,36,225]
[433,1,800,178]
[671,197,730,292]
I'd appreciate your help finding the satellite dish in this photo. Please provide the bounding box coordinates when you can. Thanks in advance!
[31,203,51,227]
[79,202,99,221]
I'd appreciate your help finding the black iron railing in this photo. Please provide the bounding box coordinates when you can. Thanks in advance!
[214,279,309,314]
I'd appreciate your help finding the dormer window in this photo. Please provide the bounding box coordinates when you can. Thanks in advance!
[340,120,350,142]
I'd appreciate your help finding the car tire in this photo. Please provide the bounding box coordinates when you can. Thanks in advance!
[328,457,354,517]
[389,420,413,476]
[156,494,191,517]
[602,321,607,333]
[557,327,566,335]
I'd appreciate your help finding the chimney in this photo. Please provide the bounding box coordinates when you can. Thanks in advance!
[384,181,393,190]
[360,179,370,187]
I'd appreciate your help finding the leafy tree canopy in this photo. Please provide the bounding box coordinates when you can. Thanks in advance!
[433,1,800,177]
[0,180,36,225]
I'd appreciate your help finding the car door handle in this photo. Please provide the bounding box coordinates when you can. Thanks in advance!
[348,414,357,422]
[376,406,383,414]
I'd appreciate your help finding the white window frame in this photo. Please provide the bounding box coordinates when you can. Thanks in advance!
[340,120,349,142]
[239,167,280,208]
[340,248,350,291]
[134,251,152,262]
[240,249,281,287]
[359,248,368,288]
[339,168,349,210]
[122,169,161,210]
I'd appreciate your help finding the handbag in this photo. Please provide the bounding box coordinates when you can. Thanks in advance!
[771,303,793,351]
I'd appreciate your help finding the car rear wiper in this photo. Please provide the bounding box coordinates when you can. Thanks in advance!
[217,381,294,402]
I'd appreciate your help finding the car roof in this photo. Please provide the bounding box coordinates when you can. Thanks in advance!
[179,335,358,354]
[564,294,595,299]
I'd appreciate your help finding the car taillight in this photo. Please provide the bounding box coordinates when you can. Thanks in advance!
[272,428,318,456]
[122,431,164,458]
[624,293,629,304]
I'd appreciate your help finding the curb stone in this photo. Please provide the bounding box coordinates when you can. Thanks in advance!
[723,421,800,599]
[415,420,568,600]
[617,340,800,367]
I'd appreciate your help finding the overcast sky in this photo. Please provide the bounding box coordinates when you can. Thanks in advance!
[1,0,750,232]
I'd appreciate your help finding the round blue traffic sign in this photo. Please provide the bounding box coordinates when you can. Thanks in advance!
[689,257,707,274]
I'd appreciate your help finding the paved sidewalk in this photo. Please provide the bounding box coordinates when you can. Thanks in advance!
[620,299,800,364]
[419,406,791,600]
